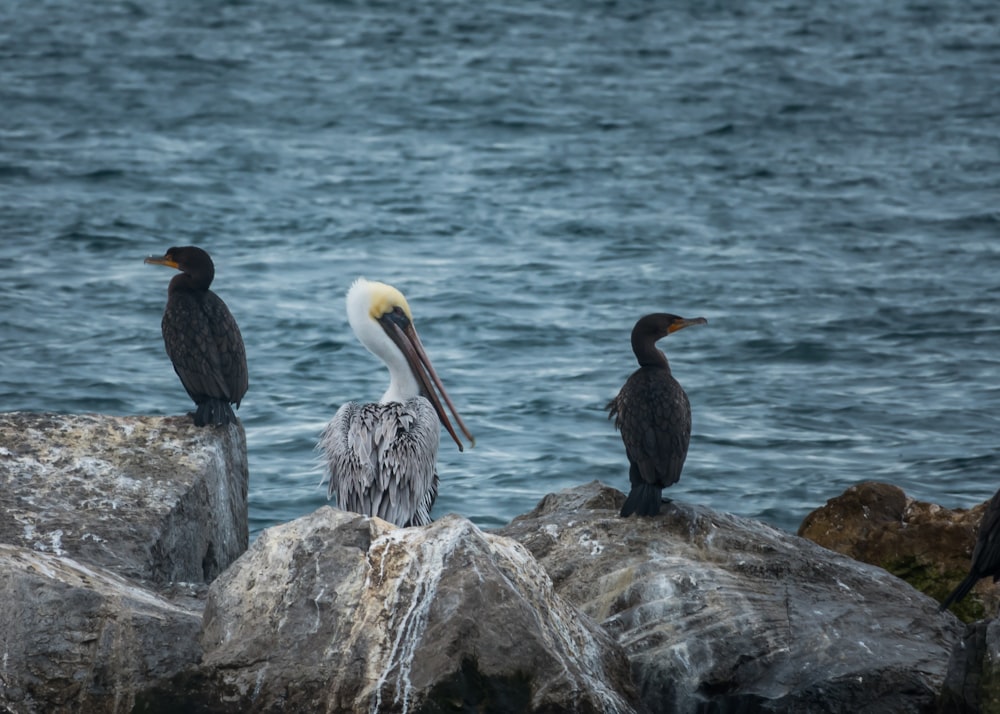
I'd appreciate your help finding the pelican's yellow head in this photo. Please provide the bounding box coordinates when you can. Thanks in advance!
[345,278,415,343]
[365,280,413,322]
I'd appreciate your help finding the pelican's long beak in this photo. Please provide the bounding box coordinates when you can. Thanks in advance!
[378,313,475,452]
[668,316,708,334]
[144,254,179,269]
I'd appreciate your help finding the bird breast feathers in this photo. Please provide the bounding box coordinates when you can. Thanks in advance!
[323,398,440,488]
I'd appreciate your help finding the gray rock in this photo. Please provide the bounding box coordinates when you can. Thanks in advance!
[0,543,202,714]
[497,481,964,714]
[0,411,248,585]
[152,506,641,714]
[0,410,248,714]
[1,409,968,713]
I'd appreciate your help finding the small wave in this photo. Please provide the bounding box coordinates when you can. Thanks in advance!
[75,168,125,182]
[0,164,33,179]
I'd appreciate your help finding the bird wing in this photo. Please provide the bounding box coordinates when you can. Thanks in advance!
[972,489,1000,579]
[162,290,246,404]
[204,291,248,406]
[319,398,440,527]
[609,369,692,489]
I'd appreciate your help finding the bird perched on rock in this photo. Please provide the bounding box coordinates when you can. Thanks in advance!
[319,278,474,527]
[145,246,248,427]
[939,487,1000,612]
[607,312,706,517]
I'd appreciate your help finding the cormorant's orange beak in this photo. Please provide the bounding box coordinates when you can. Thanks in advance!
[144,254,179,269]
[668,316,708,334]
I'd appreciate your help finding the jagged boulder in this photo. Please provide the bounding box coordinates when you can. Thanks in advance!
[0,544,202,714]
[140,507,641,714]
[798,481,995,621]
[0,411,248,585]
[0,411,249,714]
[497,481,964,714]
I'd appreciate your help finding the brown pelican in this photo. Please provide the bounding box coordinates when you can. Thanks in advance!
[319,278,474,527]
[939,487,1000,612]
[607,312,707,517]
[145,246,248,427]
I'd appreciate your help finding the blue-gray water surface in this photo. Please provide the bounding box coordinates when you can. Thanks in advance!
[2,0,999,537]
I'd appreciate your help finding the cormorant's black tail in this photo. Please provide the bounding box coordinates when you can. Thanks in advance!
[939,573,980,613]
[194,399,237,427]
[621,482,663,517]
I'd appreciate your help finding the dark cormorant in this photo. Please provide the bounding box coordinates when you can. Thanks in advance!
[145,246,248,427]
[939,487,1000,612]
[607,313,707,517]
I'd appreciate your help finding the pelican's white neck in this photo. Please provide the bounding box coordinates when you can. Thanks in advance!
[346,277,422,404]
[382,370,421,403]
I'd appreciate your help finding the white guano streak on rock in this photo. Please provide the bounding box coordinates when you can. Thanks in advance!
[579,532,603,556]
[270,538,299,637]
[207,443,237,544]
[252,663,269,701]
[312,550,326,634]
[367,524,464,714]
[48,529,65,556]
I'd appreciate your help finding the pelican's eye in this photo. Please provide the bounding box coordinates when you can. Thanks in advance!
[382,305,411,330]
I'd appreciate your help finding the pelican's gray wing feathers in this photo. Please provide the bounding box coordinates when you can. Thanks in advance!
[320,397,440,527]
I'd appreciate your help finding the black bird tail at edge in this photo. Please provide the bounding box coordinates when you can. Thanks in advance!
[194,399,237,427]
[621,482,664,517]
[939,574,979,613]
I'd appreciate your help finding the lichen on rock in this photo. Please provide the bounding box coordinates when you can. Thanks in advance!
[799,480,996,622]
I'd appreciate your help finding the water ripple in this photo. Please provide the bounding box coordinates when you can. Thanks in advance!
[2,0,999,537]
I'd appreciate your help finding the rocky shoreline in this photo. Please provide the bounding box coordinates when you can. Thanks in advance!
[0,411,993,713]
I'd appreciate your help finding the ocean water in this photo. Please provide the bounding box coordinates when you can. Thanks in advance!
[2,0,999,537]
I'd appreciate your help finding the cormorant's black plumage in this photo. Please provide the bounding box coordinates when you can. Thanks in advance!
[607,313,706,517]
[939,487,1000,612]
[146,246,248,427]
